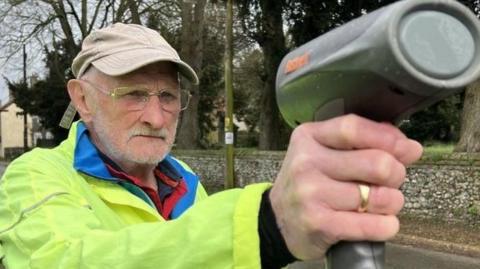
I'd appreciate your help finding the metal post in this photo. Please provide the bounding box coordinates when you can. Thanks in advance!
[22,45,28,152]
[224,0,235,189]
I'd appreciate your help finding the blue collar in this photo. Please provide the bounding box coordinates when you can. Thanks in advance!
[73,122,181,181]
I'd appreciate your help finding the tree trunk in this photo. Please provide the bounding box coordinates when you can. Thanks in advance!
[176,0,207,149]
[257,0,287,150]
[81,0,87,37]
[455,81,480,152]
[127,0,141,24]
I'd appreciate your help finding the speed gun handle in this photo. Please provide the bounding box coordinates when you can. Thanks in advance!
[326,242,385,269]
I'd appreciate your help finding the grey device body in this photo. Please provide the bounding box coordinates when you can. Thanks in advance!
[276,0,480,127]
[275,0,480,269]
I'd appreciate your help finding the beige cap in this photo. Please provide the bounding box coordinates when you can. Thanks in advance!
[71,23,199,84]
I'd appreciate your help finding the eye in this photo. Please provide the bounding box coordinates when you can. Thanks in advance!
[159,90,178,103]
[116,87,150,102]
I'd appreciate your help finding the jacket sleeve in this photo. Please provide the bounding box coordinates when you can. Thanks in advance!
[0,153,271,269]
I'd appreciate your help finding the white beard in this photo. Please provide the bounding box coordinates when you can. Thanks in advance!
[90,108,177,165]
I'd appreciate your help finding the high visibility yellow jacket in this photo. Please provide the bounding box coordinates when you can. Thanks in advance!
[0,122,271,268]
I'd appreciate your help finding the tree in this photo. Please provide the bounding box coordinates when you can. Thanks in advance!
[232,49,264,147]
[401,95,462,143]
[175,0,208,149]
[234,50,264,133]
[455,0,480,152]
[238,0,289,150]
[1,1,119,143]
[8,40,77,144]
[455,83,480,152]
[1,0,186,143]
[286,0,398,46]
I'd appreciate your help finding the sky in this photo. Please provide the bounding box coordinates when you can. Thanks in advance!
[1,65,13,106]
[0,81,7,105]
[0,44,45,107]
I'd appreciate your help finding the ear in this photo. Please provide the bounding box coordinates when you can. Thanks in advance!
[67,79,96,123]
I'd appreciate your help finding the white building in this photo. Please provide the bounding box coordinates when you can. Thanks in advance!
[0,100,33,159]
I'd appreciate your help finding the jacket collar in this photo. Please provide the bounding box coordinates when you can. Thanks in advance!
[74,122,118,181]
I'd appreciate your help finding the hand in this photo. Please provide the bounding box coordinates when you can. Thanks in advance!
[269,114,423,260]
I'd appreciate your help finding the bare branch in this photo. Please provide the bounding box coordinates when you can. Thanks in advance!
[100,1,112,28]
[48,1,78,53]
[88,0,106,34]
[127,0,141,24]
[115,0,127,22]
[64,0,83,36]
[81,0,87,35]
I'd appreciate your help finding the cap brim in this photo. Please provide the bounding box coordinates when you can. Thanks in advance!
[91,48,199,85]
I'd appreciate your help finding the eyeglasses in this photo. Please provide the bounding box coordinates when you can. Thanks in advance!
[81,79,191,113]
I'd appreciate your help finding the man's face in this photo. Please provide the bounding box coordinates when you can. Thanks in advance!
[86,62,180,166]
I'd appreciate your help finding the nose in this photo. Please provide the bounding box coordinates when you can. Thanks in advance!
[139,96,171,129]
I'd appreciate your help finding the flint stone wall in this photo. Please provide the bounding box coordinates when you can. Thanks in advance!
[174,150,480,224]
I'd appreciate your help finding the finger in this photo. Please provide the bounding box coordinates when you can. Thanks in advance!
[312,148,406,188]
[297,178,404,215]
[315,212,400,244]
[306,114,403,150]
[393,138,423,165]
[299,114,422,164]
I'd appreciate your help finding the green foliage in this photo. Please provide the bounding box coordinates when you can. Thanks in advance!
[234,49,264,133]
[7,39,76,144]
[197,23,225,148]
[5,81,29,112]
[457,0,480,14]
[236,0,292,150]
[285,0,398,47]
[423,143,455,155]
[400,94,463,143]
[421,143,455,162]
[233,48,293,149]
[468,204,480,216]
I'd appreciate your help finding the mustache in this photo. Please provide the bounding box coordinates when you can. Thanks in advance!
[128,128,169,139]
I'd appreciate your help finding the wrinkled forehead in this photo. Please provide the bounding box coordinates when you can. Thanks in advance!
[104,62,179,88]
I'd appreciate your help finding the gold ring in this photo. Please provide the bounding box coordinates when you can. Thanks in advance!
[358,184,370,213]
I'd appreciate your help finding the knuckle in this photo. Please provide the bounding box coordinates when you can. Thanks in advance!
[291,123,311,142]
[325,212,346,242]
[302,213,318,232]
[374,216,399,240]
[397,192,405,211]
[368,151,396,181]
[328,225,344,243]
[393,164,407,188]
[358,223,372,239]
[359,216,394,239]
[361,220,381,239]
[295,184,316,201]
[386,216,400,238]
[338,114,359,144]
[301,209,322,233]
[370,187,389,211]
[290,153,315,174]
[301,206,329,230]
[381,132,398,151]
[371,187,404,214]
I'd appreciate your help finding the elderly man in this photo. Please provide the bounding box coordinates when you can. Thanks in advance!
[0,23,422,268]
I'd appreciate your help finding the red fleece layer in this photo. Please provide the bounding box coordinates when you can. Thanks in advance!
[106,164,187,220]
